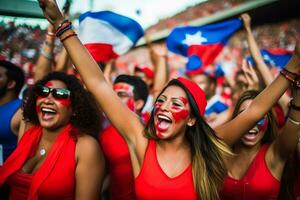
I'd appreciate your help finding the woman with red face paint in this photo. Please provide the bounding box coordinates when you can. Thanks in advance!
[0,72,105,199]
[36,1,300,199]
[219,89,300,200]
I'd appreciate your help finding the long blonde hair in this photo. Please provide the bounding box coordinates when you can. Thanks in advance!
[145,79,232,199]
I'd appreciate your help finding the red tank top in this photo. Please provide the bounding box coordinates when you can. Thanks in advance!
[220,144,280,200]
[99,125,136,200]
[135,140,197,200]
[0,125,76,200]
[7,171,33,200]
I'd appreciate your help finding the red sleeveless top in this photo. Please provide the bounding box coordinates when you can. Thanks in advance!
[0,125,76,200]
[135,140,197,200]
[220,144,280,200]
[99,125,136,200]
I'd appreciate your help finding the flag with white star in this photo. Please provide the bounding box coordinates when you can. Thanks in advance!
[166,19,241,75]
[246,49,293,69]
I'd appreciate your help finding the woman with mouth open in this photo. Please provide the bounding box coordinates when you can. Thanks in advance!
[220,89,300,200]
[0,72,105,199]
[36,1,300,199]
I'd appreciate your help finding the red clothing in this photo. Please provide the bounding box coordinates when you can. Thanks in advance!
[220,144,280,200]
[7,172,32,200]
[135,140,197,200]
[0,124,76,200]
[99,125,136,200]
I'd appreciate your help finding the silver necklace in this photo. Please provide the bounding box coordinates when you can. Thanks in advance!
[39,148,46,156]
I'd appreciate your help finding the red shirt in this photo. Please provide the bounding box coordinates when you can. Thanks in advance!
[135,140,197,200]
[99,125,136,200]
[220,144,280,200]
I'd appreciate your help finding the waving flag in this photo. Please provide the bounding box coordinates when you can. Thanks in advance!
[246,49,293,69]
[78,11,144,62]
[167,19,241,75]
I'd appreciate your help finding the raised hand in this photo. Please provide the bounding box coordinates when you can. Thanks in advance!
[38,0,64,28]
[242,59,259,90]
[240,13,251,30]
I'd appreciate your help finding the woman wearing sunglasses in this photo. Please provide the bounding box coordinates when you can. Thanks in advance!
[36,1,300,199]
[0,72,105,199]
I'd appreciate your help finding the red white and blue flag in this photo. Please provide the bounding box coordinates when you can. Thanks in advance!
[246,49,293,69]
[78,11,144,62]
[166,19,241,75]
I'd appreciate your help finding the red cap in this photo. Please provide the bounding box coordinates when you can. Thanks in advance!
[135,65,154,79]
[177,77,207,116]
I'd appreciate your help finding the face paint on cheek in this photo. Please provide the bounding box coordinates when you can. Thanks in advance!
[171,109,189,123]
[154,102,162,114]
[125,98,135,112]
[257,118,268,132]
[36,104,41,114]
[56,98,72,107]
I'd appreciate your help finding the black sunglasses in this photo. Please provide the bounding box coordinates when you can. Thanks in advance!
[35,85,71,99]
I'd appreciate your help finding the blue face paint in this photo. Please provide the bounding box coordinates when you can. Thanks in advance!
[257,117,268,131]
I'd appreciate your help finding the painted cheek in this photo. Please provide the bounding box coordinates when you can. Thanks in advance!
[258,118,268,132]
[57,98,72,107]
[154,102,162,114]
[171,107,189,123]
[126,98,135,112]
[36,104,41,114]
[36,97,43,113]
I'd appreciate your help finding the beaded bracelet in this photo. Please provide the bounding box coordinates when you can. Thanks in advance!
[56,19,70,31]
[61,32,77,42]
[56,22,72,37]
[280,70,300,88]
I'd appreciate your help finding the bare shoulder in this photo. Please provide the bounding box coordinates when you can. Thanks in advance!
[76,134,101,157]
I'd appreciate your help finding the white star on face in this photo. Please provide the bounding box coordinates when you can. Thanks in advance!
[182,31,207,46]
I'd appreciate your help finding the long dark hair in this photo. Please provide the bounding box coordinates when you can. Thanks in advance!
[231,90,278,145]
[23,72,102,137]
[144,79,231,200]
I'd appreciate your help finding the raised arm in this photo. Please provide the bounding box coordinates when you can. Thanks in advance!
[145,34,168,99]
[267,87,300,172]
[241,13,290,114]
[37,0,146,148]
[34,24,55,81]
[215,52,300,146]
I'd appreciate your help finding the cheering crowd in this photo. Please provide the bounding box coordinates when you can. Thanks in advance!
[0,0,299,199]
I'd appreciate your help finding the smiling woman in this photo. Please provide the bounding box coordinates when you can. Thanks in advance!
[33,1,300,199]
[0,72,105,199]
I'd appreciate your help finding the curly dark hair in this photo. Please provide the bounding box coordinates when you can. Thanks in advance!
[23,72,102,137]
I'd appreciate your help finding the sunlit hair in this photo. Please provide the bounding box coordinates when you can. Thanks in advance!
[231,90,278,145]
[23,72,102,137]
[144,79,232,200]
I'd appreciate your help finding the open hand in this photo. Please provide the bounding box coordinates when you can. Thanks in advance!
[38,0,64,28]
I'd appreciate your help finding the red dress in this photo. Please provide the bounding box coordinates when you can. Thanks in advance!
[0,124,76,200]
[135,140,197,200]
[99,125,136,200]
[220,144,280,200]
